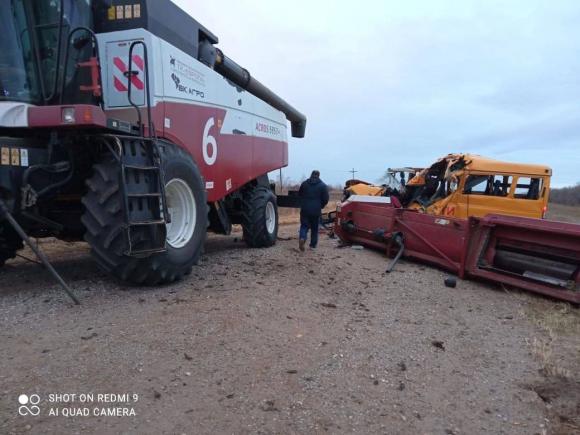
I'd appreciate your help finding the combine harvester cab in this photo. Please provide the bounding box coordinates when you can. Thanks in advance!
[335,187,580,304]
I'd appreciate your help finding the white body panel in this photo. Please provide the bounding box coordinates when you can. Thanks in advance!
[96,29,287,143]
[0,102,30,128]
[347,195,393,204]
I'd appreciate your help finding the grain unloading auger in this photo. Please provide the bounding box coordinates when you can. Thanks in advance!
[334,196,580,304]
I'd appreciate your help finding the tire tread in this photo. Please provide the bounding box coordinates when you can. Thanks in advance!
[81,140,207,285]
[241,186,278,248]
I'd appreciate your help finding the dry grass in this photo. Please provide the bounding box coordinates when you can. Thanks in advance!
[525,299,580,433]
[530,302,580,335]
[530,337,572,379]
[526,302,580,379]
[546,203,580,224]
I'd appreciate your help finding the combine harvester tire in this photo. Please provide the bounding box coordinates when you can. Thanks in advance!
[82,142,207,285]
[242,185,278,248]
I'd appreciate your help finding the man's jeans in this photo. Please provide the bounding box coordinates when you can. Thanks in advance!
[299,213,320,248]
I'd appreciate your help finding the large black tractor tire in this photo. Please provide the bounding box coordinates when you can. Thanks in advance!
[241,185,279,248]
[0,224,23,268]
[81,142,208,285]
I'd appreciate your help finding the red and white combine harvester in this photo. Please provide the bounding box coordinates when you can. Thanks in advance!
[334,195,580,304]
[0,0,305,300]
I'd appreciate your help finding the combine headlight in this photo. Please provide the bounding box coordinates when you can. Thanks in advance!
[62,108,76,124]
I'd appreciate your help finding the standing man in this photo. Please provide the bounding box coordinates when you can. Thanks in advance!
[298,170,329,251]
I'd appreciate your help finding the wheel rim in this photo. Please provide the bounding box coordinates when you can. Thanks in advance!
[265,201,276,234]
[165,179,196,248]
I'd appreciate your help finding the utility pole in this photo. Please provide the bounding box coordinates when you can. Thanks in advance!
[349,168,358,181]
[279,168,283,192]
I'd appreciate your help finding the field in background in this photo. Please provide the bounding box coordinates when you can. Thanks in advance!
[546,203,580,224]
[549,184,580,207]
[277,189,342,226]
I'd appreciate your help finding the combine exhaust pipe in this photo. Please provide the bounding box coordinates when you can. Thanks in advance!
[215,49,306,138]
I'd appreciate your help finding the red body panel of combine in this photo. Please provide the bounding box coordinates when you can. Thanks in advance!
[108,103,287,203]
[27,102,288,205]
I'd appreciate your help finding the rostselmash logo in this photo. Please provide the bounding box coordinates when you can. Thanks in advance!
[18,394,41,416]
[169,55,206,87]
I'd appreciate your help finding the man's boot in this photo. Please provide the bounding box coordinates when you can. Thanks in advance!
[299,239,306,252]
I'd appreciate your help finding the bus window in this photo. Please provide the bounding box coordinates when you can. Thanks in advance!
[463,175,512,196]
[491,175,512,196]
[463,175,489,194]
[514,177,543,200]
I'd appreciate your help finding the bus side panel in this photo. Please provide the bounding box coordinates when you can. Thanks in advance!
[458,172,548,219]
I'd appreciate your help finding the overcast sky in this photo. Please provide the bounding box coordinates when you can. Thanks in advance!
[175,0,580,187]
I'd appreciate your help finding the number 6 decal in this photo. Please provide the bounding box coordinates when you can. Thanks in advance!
[203,117,217,165]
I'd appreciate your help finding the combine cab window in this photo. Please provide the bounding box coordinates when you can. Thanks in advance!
[0,1,41,103]
[0,0,93,105]
[514,177,543,200]
[463,175,513,196]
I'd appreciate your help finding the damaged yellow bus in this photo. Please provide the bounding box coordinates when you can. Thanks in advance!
[406,154,552,219]
[345,154,552,220]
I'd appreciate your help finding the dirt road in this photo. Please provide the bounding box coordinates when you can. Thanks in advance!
[0,225,579,435]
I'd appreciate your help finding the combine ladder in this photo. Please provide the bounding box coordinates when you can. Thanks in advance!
[119,137,168,256]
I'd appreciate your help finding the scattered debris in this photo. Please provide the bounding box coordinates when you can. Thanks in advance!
[431,340,445,351]
[184,353,193,361]
[351,245,364,250]
[260,400,279,412]
[444,277,457,288]
[80,332,98,340]
[320,302,337,309]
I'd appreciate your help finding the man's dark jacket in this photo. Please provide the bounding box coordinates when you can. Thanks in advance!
[299,177,329,216]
